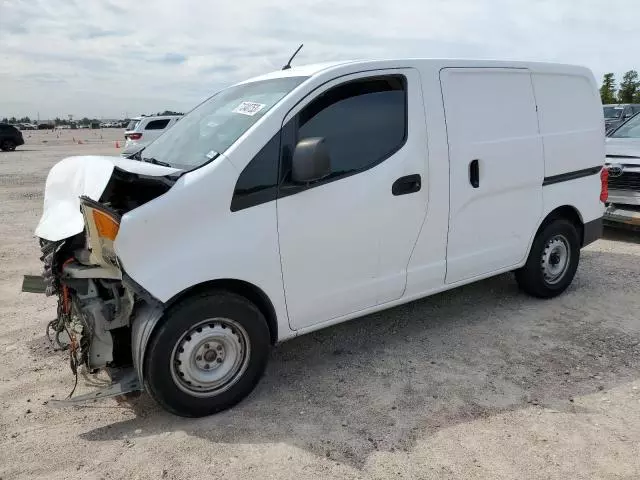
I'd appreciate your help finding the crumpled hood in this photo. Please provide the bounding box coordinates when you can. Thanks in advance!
[605,138,640,164]
[35,155,182,241]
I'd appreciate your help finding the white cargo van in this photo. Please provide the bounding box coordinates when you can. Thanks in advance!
[32,59,606,417]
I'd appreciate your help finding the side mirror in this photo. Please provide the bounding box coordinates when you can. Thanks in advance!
[291,137,331,183]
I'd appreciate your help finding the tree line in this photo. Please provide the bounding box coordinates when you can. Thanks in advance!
[1,116,101,126]
[2,110,183,126]
[600,70,640,104]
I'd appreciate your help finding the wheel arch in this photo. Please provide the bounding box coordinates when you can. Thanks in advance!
[522,205,585,264]
[538,205,585,245]
[165,279,279,345]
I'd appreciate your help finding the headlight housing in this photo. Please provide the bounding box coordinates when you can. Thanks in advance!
[80,196,121,268]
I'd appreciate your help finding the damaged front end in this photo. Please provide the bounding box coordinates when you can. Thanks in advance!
[26,156,178,403]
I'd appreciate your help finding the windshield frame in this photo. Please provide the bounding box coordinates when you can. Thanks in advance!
[608,112,640,138]
[140,76,309,173]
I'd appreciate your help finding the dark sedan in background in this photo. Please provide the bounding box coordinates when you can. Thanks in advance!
[0,123,25,151]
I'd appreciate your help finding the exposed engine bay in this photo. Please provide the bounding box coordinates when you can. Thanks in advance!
[31,156,179,398]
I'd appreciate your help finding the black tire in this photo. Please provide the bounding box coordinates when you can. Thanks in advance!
[144,290,270,417]
[0,140,13,151]
[515,218,580,298]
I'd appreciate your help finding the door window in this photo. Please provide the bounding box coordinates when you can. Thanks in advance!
[292,76,407,181]
[231,133,280,211]
[145,119,171,130]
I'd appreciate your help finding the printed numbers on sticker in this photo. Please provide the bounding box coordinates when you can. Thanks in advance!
[232,101,266,116]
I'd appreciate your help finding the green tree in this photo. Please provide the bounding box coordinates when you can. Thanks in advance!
[618,70,640,103]
[1,117,8,123]
[600,73,617,104]
[9,116,16,124]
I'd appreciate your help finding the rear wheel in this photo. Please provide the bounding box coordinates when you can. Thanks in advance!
[144,291,270,417]
[1,140,16,151]
[515,219,580,298]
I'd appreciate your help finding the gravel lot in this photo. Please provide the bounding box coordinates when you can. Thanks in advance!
[1,130,640,479]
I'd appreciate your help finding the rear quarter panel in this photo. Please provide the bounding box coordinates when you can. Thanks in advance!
[531,70,604,177]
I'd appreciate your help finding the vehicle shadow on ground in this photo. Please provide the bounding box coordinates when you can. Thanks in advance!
[603,226,640,244]
[79,249,640,467]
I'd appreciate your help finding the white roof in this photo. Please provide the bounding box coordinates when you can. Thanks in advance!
[238,58,593,85]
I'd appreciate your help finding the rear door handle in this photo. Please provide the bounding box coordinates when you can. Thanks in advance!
[469,159,480,188]
[392,174,421,196]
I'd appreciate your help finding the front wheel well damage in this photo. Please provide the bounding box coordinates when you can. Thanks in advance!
[164,279,279,345]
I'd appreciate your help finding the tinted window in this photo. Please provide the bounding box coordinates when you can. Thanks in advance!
[145,119,171,130]
[296,76,406,177]
[603,106,623,119]
[230,133,280,211]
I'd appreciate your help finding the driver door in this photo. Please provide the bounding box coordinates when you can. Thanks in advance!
[276,69,429,330]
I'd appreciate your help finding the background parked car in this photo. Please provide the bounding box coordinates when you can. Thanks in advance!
[603,104,640,133]
[604,112,640,229]
[123,115,181,152]
[0,123,25,151]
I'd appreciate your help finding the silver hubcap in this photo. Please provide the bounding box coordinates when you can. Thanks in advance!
[541,234,570,285]
[170,319,250,397]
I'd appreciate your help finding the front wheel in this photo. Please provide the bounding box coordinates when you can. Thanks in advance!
[515,219,580,298]
[1,140,16,151]
[144,291,270,417]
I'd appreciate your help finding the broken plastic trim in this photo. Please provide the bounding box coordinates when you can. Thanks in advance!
[121,270,164,310]
[48,368,141,407]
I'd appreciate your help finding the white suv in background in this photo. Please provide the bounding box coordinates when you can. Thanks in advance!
[122,115,181,155]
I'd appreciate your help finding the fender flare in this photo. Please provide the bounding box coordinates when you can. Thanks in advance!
[130,302,164,389]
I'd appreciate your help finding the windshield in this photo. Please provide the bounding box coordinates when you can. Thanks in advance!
[141,76,307,170]
[610,113,640,138]
[126,120,140,131]
[603,106,624,119]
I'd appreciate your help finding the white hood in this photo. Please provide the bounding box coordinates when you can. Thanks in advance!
[35,156,182,241]
[605,137,640,164]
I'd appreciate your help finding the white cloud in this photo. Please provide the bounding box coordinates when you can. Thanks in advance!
[0,0,638,119]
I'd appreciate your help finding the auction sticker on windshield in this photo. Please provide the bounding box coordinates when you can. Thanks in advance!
[232,101,266,116]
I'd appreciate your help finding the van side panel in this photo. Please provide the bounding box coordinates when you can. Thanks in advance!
[441,68,544,283]
[531,72,604,178]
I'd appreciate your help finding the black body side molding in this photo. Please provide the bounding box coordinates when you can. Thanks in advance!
[542,166,602,186]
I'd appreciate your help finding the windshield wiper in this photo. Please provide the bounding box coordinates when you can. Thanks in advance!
[142,157,173,168]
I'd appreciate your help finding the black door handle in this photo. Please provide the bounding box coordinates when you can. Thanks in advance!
[392,174,421,196]
[469,159,479,188]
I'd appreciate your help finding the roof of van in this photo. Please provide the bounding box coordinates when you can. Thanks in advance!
[239,59,594,84]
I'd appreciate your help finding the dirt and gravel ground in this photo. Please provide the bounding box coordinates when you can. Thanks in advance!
[1,130,639,479]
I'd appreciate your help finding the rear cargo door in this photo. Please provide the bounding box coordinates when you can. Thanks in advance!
[441,67,544,283]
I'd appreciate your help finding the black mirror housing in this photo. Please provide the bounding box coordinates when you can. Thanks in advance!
[291,137,331,184]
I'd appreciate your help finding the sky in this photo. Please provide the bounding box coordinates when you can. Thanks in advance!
[0,0,637,119]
